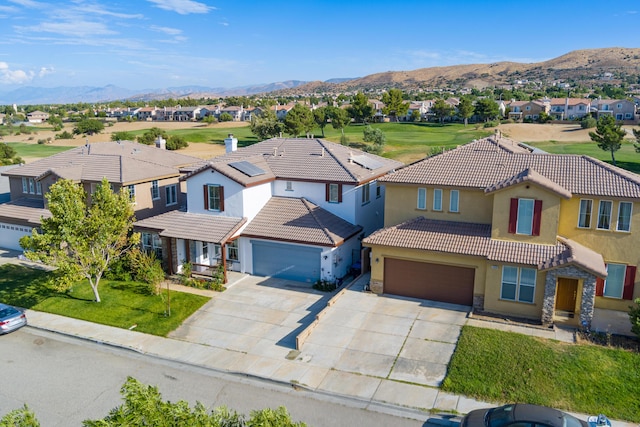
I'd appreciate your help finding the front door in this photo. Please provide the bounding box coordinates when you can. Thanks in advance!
[556,278,578,312]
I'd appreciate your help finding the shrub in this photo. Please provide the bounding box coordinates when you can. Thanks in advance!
[129,250,165,295]
[219,112,233,122]
[55,130,74,139]
[313,280,337,292]
[629,298,640,338]
[0,404,40,427]
[483,120,499,128]
[581,115,597,129]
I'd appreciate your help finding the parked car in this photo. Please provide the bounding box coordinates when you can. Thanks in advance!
[0,303,27,334]
[461,403,609,427]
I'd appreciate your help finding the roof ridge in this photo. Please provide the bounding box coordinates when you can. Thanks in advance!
[317,139,359,182]
[582,155,640,186]
[301,197,338,245]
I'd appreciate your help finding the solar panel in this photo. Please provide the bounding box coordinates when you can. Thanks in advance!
[229,161,266,177]
[351,154,384,170]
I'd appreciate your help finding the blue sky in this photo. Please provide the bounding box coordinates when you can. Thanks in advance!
[0,0,638,91]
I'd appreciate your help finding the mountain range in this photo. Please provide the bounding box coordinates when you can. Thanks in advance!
[1,47,638,105]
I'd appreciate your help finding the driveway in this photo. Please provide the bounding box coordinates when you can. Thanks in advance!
[171,273,469,388]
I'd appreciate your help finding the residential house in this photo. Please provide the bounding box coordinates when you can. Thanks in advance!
[219,105,244,121]
[508,100,548,121]
[406,101,432,121]
[0,113,5,125]
[0,140,201,251]
[135,136,402,283]
[136,107,158,121]
[591,99,637,122]
[26,110,50,123]
[174,106,202,121]
[200,105,221,119]
[272,104,295,120]
[363,134,639,329]
[156,107,180,121]
[548,98,591,120]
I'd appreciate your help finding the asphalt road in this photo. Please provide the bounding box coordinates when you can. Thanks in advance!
[0,327,442,427]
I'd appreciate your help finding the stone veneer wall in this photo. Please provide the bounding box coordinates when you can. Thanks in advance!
[542,266,597,328]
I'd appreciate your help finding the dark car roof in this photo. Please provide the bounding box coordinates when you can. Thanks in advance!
[494,404,586,427]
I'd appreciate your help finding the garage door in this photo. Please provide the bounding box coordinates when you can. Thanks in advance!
[384,258,474,305]
[0,222,32,251]
[252,241,321,283]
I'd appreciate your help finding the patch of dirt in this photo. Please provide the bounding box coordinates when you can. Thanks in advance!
[576,330,640,352]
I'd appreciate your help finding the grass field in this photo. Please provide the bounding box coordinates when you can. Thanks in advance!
[442,326,640,422]
[7,142,75,159]
[526,140,640,173]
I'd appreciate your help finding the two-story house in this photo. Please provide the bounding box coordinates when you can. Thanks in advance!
[135,136,402,284]
[26,110,50,123]
[548,98,591,120]
[508,100,548,121]
[363,134,639,329]
[591,99,637,122]
[0,140,201,251]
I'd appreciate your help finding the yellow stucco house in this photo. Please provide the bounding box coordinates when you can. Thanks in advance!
[363,135,639,328]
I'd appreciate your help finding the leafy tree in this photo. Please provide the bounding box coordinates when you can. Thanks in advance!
[633,128,640,153]
[202,115,217,125]
[431,99,455,123]
[0,404,39,427]
[111,131,135,142]
[362,125,386,155]
[313,106,329,137]
[381,89,409,121]
[327,106,351,143]
[250,109,284,140]
[0,143,23,165]
[474,98,500,122]
[283,104,314,137]
[219,112,233,122]
[457,96,474,126]
[73,118,104,135]
[347,92,374,123]
[537,111,553,123]
[47,115,64,131]
[580,115,597,129]
[410,110,421,122]
[20,178,140,303]
[165,135,188,150]
[589,115,626,166]
[137,127,165,145]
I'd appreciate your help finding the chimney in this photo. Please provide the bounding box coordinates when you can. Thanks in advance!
[155,136,166,150]
[224,133,238,153]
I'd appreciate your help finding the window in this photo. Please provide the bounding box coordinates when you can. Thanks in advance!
[578,199,592,228]
[597,200,612,230]
[617,202,632,232]
[433,189,443,211]
[141,232,162,260]
[361,182,370,205]
[204,184,223,211]
[165,184,177,206]
[417,188,426,210]
[28,178,35,194]
[22,177,28,193]
[376,183,381,199]
[449,190,459,213]
[151,180,160,200]
[227,240,239,261]
[604,264,626,299]
[127,185,135,200]
[328,183,340,203]
[509,198,541,236]
[501,266,536,303]
[36,181,42,195]
[285,181,293,191]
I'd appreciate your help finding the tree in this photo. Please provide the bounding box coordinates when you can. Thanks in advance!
[0,143,23,165]
[20,178,139,303]
[219,112,233,122]
[589,115,626,166]
[381,88,409,121]
[0,404,40,427]
[362,125,386,155]
[73,118,104,135]
[474,98,500,122]
[111,131,135,142]
[250,109,283,140]
[202,115,217,125]
[327,106,350,143]
[313,106,329,137]
[633,128,640,153]
[283,104,314,137]
[137,127,165,145]
[347,92,374,123]
[47,115,64,131]
[457,96,474,126]
[431,99,455,123]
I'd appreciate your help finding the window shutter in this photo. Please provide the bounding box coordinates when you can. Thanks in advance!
[325,183,329,202]
[219,186,224,212]
[508,198,518,233]
[203,185,209,210]
[532,200,543,236]
[595,277,605,296]
[338,184,342,203]
[623,265,637,300]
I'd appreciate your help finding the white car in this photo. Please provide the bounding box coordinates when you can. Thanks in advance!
[0,303,27,334]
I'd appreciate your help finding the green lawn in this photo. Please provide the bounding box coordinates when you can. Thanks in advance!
[442,326,640,422]
[527,140,640,173]
[0,265,209,336]
[7,142,76,159]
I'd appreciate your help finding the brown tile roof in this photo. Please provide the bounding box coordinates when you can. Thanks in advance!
[548,98,591,106]
[484,168,572,199]
[182,138,403,187]
[2,141,201,185]
[0,198,51,226]
[381,137,640,199]
[241,196,362,247]
[134,210,246,244]
[363,216,604,275]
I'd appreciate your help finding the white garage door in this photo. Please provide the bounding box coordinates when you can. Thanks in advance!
[0,222,33,251]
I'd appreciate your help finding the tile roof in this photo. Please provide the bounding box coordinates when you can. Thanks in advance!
[484,168,572,199]
[134,210,246,244]
[182,138,403,186]
[381,136,640,199]
[2,141,201,185]
[241,196,362,247]
[0,198,51,226]
[363,216,605,275]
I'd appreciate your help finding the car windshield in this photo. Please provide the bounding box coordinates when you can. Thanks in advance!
[487,405,516,427]
[562,414,583,427]
[0,307,19,318]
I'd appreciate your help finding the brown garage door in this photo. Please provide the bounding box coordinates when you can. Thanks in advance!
[384,258,474,305]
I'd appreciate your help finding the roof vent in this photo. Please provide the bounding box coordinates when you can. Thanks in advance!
[321,147,325,157]
[224,133,238,153]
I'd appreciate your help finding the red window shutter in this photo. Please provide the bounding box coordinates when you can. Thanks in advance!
[595,277,605,296]
[338,184,343,203]
[203,185,209,210]
[219,186,224,212]
[508,198,518,233]
[532,200,543,236]
[325,183,329,202]
[623,265,637,300]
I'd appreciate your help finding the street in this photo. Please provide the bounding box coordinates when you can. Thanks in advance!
[0,327,441,426]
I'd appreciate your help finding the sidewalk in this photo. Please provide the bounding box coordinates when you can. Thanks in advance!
[22,274,637,427]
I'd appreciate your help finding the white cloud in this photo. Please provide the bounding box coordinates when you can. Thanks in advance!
[15,20,116,37]
[70,1,145,19]
[38,66,54,77]
[147,0,213,15]
[8,0,45,7]
[150,25,182,36]
[0,62,35,84]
